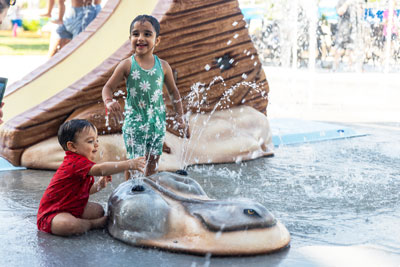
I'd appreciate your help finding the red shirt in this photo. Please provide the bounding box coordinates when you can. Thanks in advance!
[37,151,95,232]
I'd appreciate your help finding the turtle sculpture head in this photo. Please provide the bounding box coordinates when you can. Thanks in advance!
[107,172,290,255]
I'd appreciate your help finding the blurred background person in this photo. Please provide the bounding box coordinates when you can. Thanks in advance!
[0,0,16,124]
[0,0,14,25]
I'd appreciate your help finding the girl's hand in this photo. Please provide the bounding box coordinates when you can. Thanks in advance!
[105,100,124,124]
[176,115,190,138]
[128,157,146,173]
[98,175,112,189]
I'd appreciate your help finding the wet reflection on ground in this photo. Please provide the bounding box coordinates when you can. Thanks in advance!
[0,122,399,266]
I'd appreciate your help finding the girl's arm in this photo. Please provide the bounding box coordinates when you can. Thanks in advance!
[102,58,131,121]
[88,157,146,176]
[161,60,190,138]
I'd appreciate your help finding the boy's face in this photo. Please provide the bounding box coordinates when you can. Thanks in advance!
[68,127,98,161]
[130,20,160,56]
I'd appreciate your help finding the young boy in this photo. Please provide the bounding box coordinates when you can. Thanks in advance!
[37,119,146,236]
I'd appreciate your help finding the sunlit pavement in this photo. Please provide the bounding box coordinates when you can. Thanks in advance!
[0,55,48,85]
[265,66,400,125]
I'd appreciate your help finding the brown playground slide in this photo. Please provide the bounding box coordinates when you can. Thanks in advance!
[0,0,269,167]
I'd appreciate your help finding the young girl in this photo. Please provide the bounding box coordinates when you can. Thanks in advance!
[37,119,146,236]
[102,15,189,178]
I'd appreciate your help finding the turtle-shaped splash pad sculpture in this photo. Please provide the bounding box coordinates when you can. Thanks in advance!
[107,172,290,255]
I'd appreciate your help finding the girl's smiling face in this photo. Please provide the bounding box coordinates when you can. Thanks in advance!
[130,20,160,56]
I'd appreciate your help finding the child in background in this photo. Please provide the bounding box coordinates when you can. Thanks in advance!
[48,0,102,57]
[41,0,65,25]
[102,15,189,178]
[37,119,146,236]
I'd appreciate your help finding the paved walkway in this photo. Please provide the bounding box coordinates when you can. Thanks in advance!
[0,55,48,85]
[265,67,400,125]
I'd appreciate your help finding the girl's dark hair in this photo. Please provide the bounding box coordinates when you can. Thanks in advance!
[129,15,160,37]
[0,0,11,12]
[58,119,96,151]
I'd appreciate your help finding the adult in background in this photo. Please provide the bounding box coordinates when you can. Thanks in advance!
[0,0,14,25]
[0,0,16,124]
[332,0,364,71]
[48,0,101,57]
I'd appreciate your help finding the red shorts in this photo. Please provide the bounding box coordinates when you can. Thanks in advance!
[37,212,60,233]
[37,209,85,233]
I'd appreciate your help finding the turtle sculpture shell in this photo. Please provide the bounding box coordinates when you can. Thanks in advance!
[107,172,290,255]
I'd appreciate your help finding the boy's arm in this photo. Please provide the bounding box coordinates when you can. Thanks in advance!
[88,157,146,176]
[89,175,112,195]
[161,60,190,138]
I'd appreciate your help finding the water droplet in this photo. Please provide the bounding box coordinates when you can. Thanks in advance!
[233,33,239,39]
[241,73,248,79]
[229,58,234,64]
[254,62,258,66]
[251,55,255,60]
[235,156,243,164]
[227,40,232,45]
[204,64,211,71]
[215,231,222,239]
[232,21,238,26]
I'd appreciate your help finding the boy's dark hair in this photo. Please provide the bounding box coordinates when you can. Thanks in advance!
[129,15,160,37]
[58,119,96,151]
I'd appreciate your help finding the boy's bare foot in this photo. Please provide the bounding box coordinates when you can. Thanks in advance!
[91,216,107,229]
[40,13,51,17]
[51,19,63,24]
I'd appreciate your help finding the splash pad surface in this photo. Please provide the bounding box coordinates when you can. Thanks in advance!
[0,122,399,266]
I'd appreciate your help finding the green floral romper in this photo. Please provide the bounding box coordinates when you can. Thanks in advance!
[122,55,166,159]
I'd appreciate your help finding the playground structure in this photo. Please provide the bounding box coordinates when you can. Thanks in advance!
[0,0,272,171]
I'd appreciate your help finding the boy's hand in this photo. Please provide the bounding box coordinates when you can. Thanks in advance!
[128,156,146,173]
[98,175,112,189]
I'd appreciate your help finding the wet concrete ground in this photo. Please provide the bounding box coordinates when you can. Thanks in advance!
[1,58,400,266]
[0,174,398,267]
[1,122,400,267]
